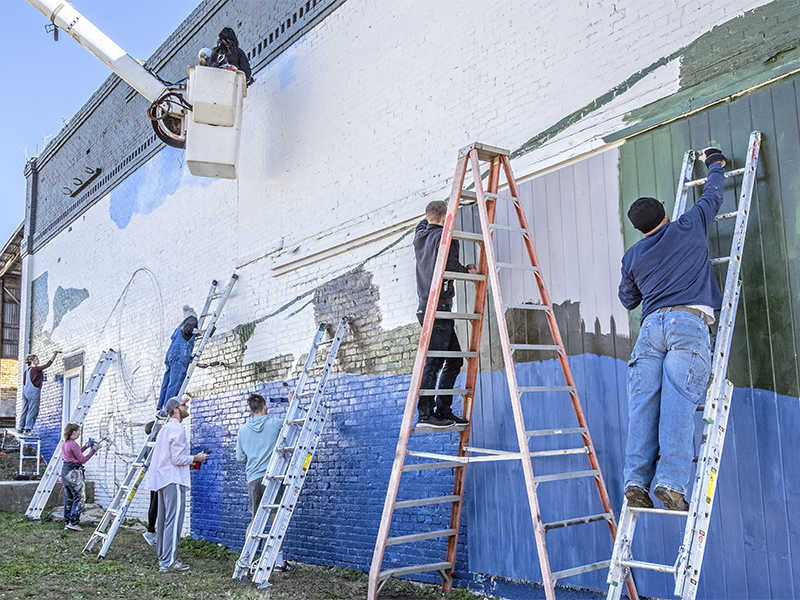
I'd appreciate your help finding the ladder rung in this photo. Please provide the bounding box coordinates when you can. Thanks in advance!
[628,506,689,516]
[535,469,598,484]
[490,224,528,234]
[378,561,453,581]
[434,311,481,320]
[276,446,295,452]
[426,351,477,358]
[711,257,731,265]
[394,495,461,509]
[261,504,280,510]
[510,344,561,352]
[714,211,738,221]
[505,302,549,311]
[495,263,539,272]
[418,388,471,396]
[551,560,611,581]
[618,559,677,574]
[403,461,463,472]
[458,190,500,202]
[411,423,468,434]
[264,474,287,480]
[525,427,586,438]
[543,512,612,531]
[443,270,485,282]
[288,418,307,425]
[519,386,575,393]
[314,339,334,346]
[386,528,456,546]
[684,167,746,188]
[529,447,589,459]
[451,230,485,242]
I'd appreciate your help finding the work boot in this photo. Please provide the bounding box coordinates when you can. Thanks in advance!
[624,485,654,509]
[654,486,690,511]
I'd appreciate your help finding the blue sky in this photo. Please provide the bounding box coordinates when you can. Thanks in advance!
[1,0,199,248]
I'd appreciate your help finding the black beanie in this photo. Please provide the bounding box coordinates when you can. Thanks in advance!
[628,197,666,233]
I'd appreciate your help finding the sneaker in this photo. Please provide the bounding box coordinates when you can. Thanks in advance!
[160,561,190,572]
[275,561,294,572]
[417,414,455,428]
[624,485,654,509]
[142,531,157,546]
[65,523,83,531]
[438,411,469,425]
[654,486,690,511]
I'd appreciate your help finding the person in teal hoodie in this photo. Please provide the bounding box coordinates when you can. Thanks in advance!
[236,393,292,571]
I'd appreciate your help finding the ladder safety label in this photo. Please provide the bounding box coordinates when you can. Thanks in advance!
[302,453,313,472]
[705,467,717,505]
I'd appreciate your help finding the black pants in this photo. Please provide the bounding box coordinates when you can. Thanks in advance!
[417,309,463,418]
[148,490,158,533]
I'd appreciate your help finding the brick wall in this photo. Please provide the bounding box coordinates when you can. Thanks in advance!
[0,358,18,418]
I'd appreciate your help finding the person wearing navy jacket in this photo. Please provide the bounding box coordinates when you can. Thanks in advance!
[619,147,728,511]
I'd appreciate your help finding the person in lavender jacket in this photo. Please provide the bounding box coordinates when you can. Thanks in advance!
[143,397,208,572]
[61,422,101,531]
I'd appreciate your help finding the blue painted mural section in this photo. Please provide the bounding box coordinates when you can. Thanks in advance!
[32,377,64,463]
[190,358,800,599]
[108,146,212,229]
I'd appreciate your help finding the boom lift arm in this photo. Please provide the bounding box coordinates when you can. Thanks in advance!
[27,0,246,179]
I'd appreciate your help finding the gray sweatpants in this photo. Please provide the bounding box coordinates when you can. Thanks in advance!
[156,483,186,568]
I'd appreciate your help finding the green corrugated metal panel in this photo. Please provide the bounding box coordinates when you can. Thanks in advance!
[619,76,800,398]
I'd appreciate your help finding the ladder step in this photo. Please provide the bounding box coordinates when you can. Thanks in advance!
[288,418,307,425]
[535,469,598,484]
[714,211,738,221]
[543,512,612,531]
[505,302,549,311]
[403,460,463,472]
[426,351,477,358]
[386,528,457,546]
[443,270,485,282]
[451,230,485,242]
[264,474,287,480]
[458,190,500,203]
[551,560,611,582]
[276,446,295,452]
[711,257,731,265]
[527,427,585,438]
[519,386,575,393]
[496,262,539,272]
[434,311,481,320]
[510,344,561,352]
[490,224,528,234]
[411,423,468,434]
[529,447,589,459]
[459,141,510,160]
[378,561,453,581]
[394,495,461,509]
[418,388,471,396]
[618,559,677,574]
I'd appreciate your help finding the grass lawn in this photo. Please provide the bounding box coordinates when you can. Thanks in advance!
[0,510,484,600]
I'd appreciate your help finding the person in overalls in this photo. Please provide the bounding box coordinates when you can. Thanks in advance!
[61,422,101,531]
[157,306,202,413]
[19,351,60,436]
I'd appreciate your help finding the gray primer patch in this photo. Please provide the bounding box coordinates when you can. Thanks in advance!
[53,286,90,330]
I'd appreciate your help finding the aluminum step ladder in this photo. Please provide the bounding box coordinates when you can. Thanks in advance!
[233,317,348,588]
[18,437,42,478]
[25,349,117,520]
[607,131,761,600]
[368,143,637,600]
[84,274,237,558]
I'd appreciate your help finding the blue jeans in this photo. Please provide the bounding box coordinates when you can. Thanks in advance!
[19,386,42,431]
[157,355,192,410]
[417,308,463,418]
[624,311,712,495]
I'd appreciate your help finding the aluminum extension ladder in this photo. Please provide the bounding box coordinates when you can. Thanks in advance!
[25,349,117,520]
[607,131,762,600]
[234,317,348,587]
[84,274,237,558]
[368,143,637,600]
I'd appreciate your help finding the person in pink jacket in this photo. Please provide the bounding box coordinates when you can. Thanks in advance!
[61,422,100,531]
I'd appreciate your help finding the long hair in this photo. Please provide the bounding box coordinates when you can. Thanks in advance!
[63,422,81,441]
[214,27,239,60]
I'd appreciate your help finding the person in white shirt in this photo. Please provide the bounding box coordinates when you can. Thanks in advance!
[143,397,208,572]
